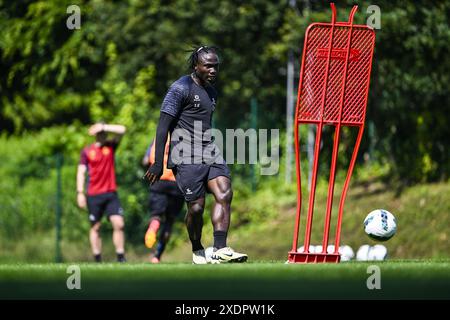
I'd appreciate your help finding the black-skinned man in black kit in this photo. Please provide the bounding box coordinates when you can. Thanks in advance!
[144,46,247,264]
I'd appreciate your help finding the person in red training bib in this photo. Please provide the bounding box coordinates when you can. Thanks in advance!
[76,122,127,263]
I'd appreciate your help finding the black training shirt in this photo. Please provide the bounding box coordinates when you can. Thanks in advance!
[160,75,223,167]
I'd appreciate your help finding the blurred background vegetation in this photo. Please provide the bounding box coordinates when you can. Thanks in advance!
[0,0,448,262]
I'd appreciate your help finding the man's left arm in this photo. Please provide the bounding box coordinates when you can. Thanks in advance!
[103,124,126,135]
[88,123,126,135]
[105,124,126,146]
[89,123,127,146]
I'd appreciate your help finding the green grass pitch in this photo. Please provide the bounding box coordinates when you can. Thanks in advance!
[1,260,449,299]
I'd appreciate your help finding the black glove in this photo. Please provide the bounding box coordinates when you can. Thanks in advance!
[143,163,163,185]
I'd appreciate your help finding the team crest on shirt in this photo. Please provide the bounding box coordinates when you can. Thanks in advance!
[194,95,201,108]
[88,150,97,160]
[102,147,110,156]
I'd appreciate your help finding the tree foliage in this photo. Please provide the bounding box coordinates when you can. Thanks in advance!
[0,0,448,184]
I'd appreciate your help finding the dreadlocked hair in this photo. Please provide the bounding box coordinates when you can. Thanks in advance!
[187,45,220,71]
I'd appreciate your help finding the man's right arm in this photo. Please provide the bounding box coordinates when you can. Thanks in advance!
[143,112,175,184]
[76,164,87,209]
[144,78,186,184]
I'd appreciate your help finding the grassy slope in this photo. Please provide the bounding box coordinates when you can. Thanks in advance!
[0,261,449,299]
[0,178,448,263]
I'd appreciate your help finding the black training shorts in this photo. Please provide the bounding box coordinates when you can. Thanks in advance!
[86,192,124,224]
[148,180,185,218]
[173,163,231,202]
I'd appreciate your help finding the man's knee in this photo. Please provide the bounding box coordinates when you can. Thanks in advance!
[91,222,101,233]
[162,231,171,243]
[188,202,205,216]
[216,188,233,204]
[111,216,125,230]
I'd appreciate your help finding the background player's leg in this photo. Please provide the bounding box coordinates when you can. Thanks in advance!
[154,195,183,262]
[110,215,126,262]
[145,192,166,249]
[145,217,161,249]
[154,218,173,261]
[89,221,102,262]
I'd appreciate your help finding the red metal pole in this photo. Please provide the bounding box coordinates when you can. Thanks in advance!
[303,3,337,253]
[322,5,357,254]
[292,113,302,252]
[334,5,372,253]
[347,6,358,23]
[291,21,312,253]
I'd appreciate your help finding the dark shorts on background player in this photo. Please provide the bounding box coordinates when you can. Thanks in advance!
[87,192,124,224]
[173,163,231,202]
[149,192,184,218]
[149,181,184,218]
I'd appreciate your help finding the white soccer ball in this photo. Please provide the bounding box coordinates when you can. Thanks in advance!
[356,244,388,261]
[356,244,371,261]
[368,244,388,261]
[339,245,355,261]
[364,209,397,241]
[327,244,354,261]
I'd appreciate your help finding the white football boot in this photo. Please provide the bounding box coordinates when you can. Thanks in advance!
[192,249,208,264]
[210,247,248,263]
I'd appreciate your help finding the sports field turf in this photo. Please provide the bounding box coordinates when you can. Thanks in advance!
[0,260,449,300]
